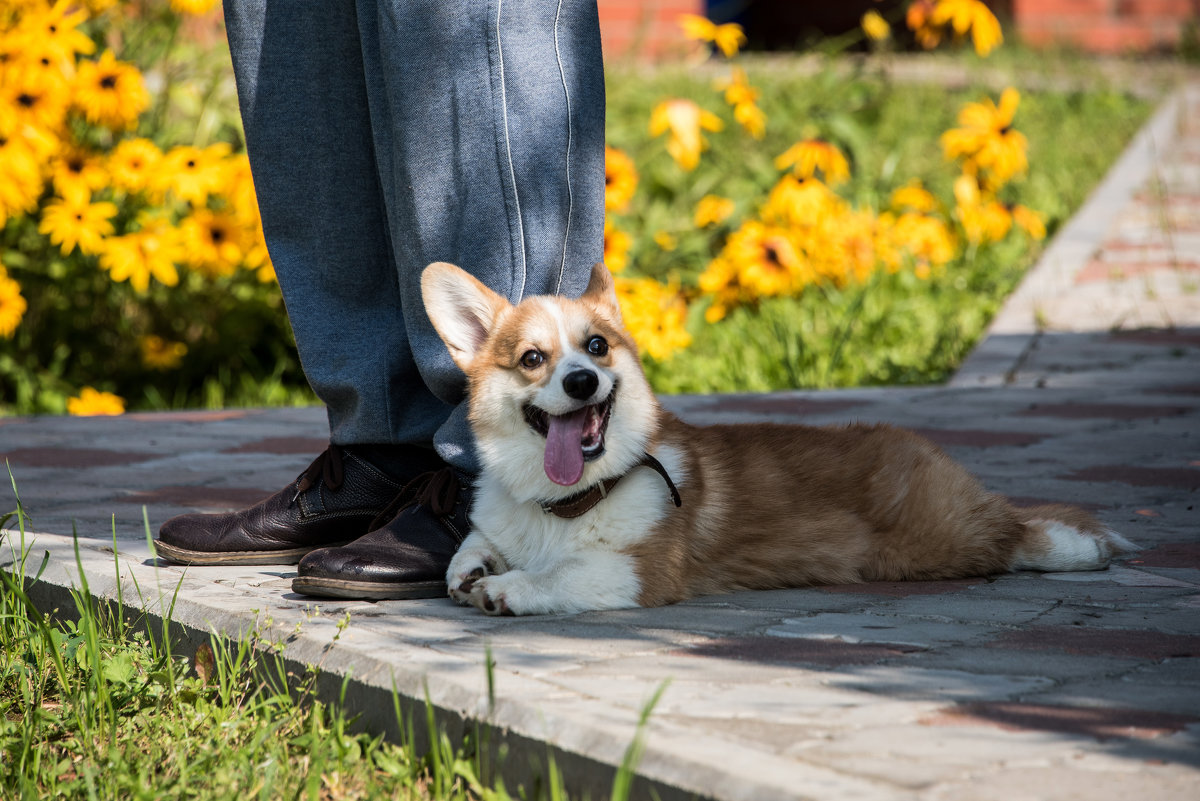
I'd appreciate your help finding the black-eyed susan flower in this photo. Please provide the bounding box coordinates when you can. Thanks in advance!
[719,68,766,139]
[678,13,746,58]
[16,1,96,66]
[67,386,125,416]
[760,175,844,228]
[649,98,723,172]
[1,65,70,132]
[100,217,183,292]
[614,275,692,361]
[154,142,232,205]
[941,88,1027,184]
[774,139,850,186]
[139,335,188,370]
[889,180,940,214]
[38,185,117,256]
[694,194,735,228]
[0,267,27,338]
[107,137,162,194]
[721,221,811,299]
[72,50,150,130]
[604,145,638,212]
[603,218,631,274]
[179,207,245,278]
[931,0,1003,57]
[50,144,109,197]
[0,127,45,225]
[953,173,1012,244]
[222,152,262,227]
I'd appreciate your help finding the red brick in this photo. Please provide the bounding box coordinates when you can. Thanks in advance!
[1114,0,1194,18]
[1013,0,1115,19]
[1061,464,1200,490]
[1074,20,1161,52]
[1018,403,1191,420]
[922,702,1200,740]
[221,437,328,455]
[0,447,158,468]
[994,626,1200,659]
[681,636,925,666]
[121,486,274,509]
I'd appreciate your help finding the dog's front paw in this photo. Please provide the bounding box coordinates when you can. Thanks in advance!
[467,576,515,616]
[447,548,505,605]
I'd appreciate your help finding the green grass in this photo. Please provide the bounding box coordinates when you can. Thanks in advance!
[605,61,1154,392]
[0,490,662,800]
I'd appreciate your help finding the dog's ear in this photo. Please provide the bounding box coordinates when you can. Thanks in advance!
[421,262,510,370]
[581,262,622,324]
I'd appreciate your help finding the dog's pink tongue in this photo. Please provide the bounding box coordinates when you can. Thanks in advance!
[544,408,588,486]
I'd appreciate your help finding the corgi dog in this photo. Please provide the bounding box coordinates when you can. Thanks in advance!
[421,261,1136,616]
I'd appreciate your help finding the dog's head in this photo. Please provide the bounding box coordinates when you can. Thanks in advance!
[422,262,659,499]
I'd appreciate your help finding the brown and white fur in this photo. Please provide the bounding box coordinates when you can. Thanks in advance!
[421,261,1137,616]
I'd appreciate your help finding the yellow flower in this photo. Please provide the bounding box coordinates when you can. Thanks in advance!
[0,267,27,338]
[931,0,1003,57]
[941,88,1027,184]
[653,230,677,251]
[72,50,150,130]
[649,99,723,171]
[38,186,117,256]
[614,275,691,361]
[67,387,125,416]
[179,207,245,278]
[222,152,262,226]
[50,144,109,197]
[139,335,188,370]
[906,0,942,49]
[694,194,734,227]
[154,142,233,205]
[1011,204,1046,240]
[604,145,638,212]
[603,218,631,274]
[719,68,766,139]
[15,1,96,66]
[774,139,850,185]
[170,0,220,14]
[678,13,746,58]
[889,180,940,213]
[244,236,276,283]
[721,221,811,299]
[1,65,70,132]
[0,127,45,225]
[861,10,890,42]
[760,175,844,228]
[107,137,162,194]
[878,211,957,273]
[100,217,183,292]
[954,174,1011,244]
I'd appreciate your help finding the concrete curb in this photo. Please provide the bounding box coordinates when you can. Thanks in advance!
[951,84,1190,388]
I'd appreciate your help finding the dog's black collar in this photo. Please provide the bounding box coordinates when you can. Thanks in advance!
[538,452,682,519]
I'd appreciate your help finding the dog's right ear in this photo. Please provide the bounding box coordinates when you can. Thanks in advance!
[421,262,510,371]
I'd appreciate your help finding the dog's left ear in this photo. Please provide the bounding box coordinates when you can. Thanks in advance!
[421,262,511,371]
[581,262,622,324]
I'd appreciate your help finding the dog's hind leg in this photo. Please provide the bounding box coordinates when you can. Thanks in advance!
[1008,505,1139,573]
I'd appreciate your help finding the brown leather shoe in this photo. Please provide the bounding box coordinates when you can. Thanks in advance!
[154,445,440,566]
[291,468,471,600]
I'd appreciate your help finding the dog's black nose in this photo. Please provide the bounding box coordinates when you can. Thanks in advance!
[562,369,599,401]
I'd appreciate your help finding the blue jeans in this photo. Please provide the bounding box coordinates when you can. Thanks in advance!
[223,0,605,473]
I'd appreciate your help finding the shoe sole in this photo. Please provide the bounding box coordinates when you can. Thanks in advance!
[152,540,345,566]
[291,576,447,601]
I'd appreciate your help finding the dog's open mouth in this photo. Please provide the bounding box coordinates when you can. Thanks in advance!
[524,392,614,486]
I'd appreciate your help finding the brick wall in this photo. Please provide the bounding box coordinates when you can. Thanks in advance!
[598,0,706,60]
[1013,0,1198,53]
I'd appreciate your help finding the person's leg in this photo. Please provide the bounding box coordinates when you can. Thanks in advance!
[355,0,606,473]
[292,0,607,599]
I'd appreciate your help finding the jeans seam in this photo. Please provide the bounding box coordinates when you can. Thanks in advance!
[496,0,529,301]
[552,0,573,296]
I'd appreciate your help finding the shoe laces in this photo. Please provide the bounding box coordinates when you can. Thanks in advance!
[368,467,462,530]
[292,445,345,502]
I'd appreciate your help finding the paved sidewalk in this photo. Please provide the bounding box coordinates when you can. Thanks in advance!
[4,86,1200,800]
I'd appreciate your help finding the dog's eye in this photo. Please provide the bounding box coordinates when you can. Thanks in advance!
[519,349,544,369]
[586,335,609,357]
